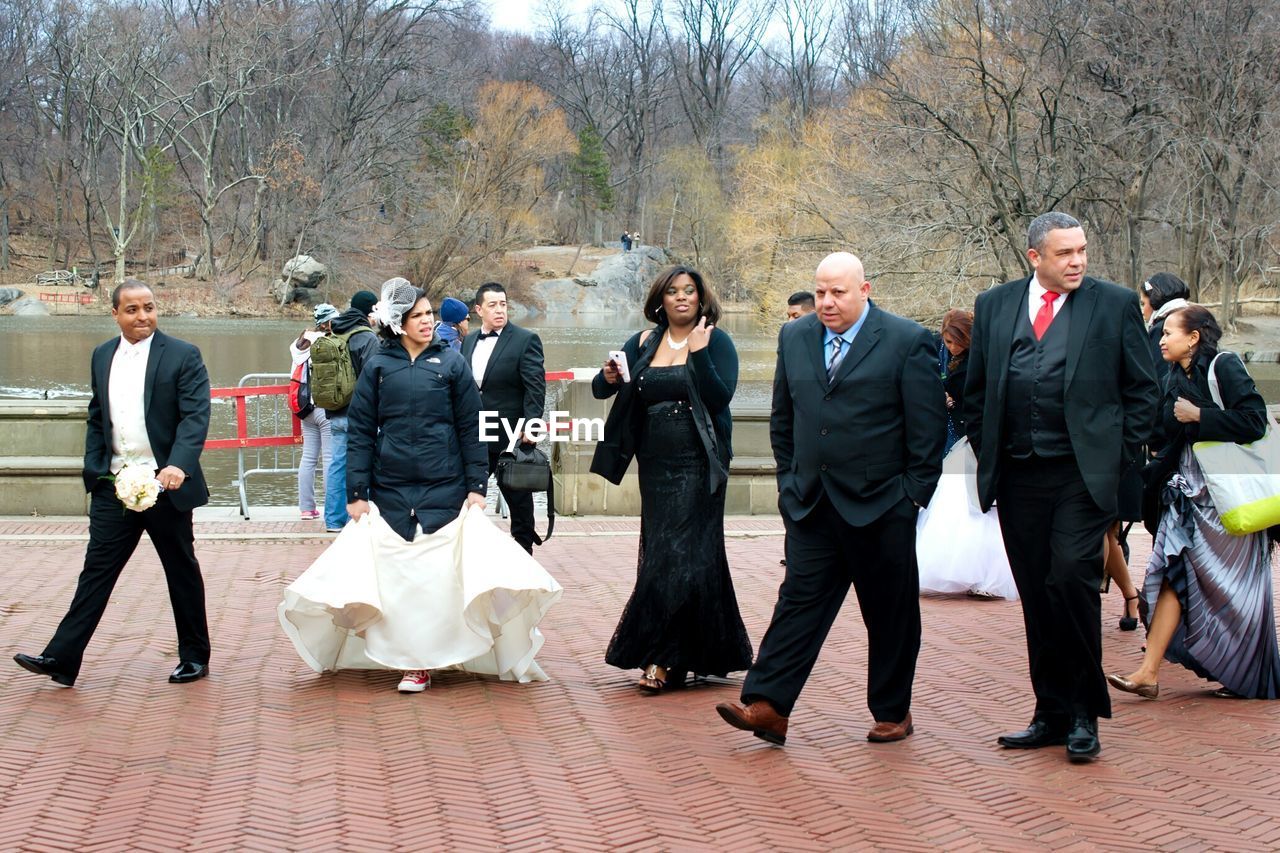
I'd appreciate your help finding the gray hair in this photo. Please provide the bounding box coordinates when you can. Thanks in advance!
[1027,212,1081,251]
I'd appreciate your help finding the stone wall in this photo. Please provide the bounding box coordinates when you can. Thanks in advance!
[0,399,89,515]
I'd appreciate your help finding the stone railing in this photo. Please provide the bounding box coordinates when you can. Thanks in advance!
[550,379,779,516]
[0,399,89,515]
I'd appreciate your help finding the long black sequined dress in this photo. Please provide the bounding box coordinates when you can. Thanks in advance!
[604,365,753,678]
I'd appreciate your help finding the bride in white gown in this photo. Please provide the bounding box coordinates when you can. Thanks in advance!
[916,437,1019,600]
[278,279,561,690]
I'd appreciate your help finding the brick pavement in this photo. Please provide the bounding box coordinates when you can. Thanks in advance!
[1,513,1278,851]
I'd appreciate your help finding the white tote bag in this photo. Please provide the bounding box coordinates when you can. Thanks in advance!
[1191,352,1280,535]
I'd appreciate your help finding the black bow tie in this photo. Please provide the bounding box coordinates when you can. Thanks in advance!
[478,331,499,340]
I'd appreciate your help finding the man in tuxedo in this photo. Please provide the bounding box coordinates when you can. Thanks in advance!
[717,252,946,746]
[461,282,546,554]
[964,212,1158,762]
[14,280,213,687]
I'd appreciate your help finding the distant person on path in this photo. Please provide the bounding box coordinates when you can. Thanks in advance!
[716,252,946,746]
[621,232,632,252]
[964,212,1158,763]
[14,280,213,688]
[319,289,379,532]
[592,265,753,693]
[1107,305,1280,701]
[461,282,546,554]
[785,291,815,321]
[939,309,971,455]
[1140,272,1191,375]
[434,297,470,353]
[289,303,337,520]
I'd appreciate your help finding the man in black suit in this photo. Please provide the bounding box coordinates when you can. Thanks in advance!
[964,212,1158,762]
[14,280,213,688]
[461,282,546,554]
[717,252,946,746]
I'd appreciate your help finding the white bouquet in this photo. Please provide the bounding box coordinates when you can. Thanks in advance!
[113,464,163,512]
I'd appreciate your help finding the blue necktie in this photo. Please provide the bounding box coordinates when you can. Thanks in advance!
[827,337,844,381]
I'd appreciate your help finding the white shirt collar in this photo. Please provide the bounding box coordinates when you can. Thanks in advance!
[117,333,155,359]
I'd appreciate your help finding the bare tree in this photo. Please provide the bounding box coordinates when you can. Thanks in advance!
[664,0,773,170]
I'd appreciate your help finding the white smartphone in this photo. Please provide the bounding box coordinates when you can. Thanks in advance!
[608,350,631,383]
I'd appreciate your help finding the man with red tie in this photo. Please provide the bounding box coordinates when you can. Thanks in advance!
[964,213,1158,762]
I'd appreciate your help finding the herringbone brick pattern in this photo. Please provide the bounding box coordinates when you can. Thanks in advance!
[1,514,1277,851]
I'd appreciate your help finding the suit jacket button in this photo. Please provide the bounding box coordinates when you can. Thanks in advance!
[824,394,832,401]
[820,463,828,471]
[820,427,829,436]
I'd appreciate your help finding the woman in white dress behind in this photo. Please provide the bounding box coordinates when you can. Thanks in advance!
[917,310,1018,600]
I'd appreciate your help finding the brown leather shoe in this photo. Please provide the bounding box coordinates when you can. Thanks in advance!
[867,712,914,743]
[716,700,788,746]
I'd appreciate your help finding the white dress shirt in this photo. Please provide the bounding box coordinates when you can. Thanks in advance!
[1027,274,1068,325]
[470,327,502,387]
[108,334,157,474]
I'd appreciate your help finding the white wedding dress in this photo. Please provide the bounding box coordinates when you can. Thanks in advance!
[916,438,1019,600]
[278,504,562,682]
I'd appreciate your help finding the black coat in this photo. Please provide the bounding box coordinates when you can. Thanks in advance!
[963,275,1160,514]
[772,307,946,526]
[84,330,211,512]
[345,338,488,541]
[590,326,737,493]
[944,354,968,435]
[460,322,545,439]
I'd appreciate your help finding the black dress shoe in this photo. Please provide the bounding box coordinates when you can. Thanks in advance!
[996,719,1068,749]
[1065,716,1101,763]
[168,661,209,684]
[14,653,74,687]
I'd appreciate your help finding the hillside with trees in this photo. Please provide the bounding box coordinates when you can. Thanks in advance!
[1,0,1277,323]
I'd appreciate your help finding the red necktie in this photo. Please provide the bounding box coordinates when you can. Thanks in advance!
[1033,291,1060,340]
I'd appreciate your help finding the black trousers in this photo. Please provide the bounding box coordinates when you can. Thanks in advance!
[742,494,921,721]
[43,481,210,680]
[996,455,1111,722]
[488,447,537,554]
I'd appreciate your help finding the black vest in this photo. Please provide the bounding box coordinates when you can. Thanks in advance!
[1003,292,1072,458]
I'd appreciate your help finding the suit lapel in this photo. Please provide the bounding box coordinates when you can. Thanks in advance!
[483,326,516,389]
[830,307,882,388]
[98,340,118,439]
[1064,278,1097,388]
[144,330,165,413]
[991,278,1028,393]
[805,316,826,384]
[461,330,476,361]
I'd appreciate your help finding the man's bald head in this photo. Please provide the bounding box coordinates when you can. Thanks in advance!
[815,252,865,285]
[814,252,871,334]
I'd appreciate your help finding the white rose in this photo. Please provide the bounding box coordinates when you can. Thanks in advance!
[114,464,162,512]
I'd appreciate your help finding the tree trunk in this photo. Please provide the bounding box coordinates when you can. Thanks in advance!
[0,202,9,271]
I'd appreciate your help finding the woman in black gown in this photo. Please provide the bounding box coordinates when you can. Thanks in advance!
[590,266,753,692]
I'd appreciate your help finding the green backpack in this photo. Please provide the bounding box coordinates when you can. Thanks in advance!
[309,327,374,410]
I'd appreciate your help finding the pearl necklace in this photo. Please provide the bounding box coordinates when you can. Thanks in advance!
[665,330,690,350]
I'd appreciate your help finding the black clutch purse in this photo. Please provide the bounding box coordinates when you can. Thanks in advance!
[496,443,554,541]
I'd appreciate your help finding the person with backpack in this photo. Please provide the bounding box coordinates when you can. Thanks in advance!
[313,289,380,532]
[289,304,337,520]
[434,297,470,353]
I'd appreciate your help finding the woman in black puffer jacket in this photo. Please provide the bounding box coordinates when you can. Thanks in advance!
[345,281,488,543]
